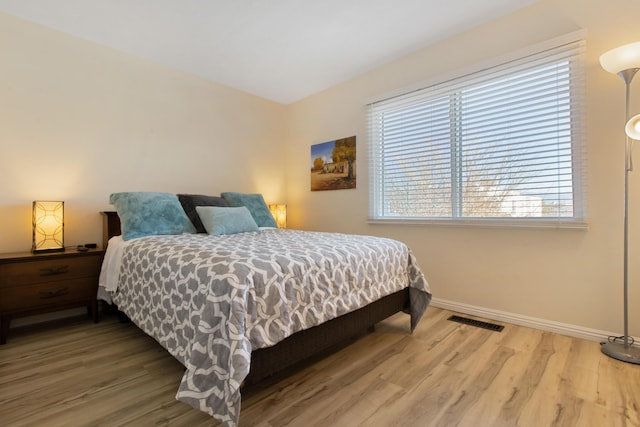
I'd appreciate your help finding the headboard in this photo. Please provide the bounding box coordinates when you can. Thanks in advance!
[101,211,121,247]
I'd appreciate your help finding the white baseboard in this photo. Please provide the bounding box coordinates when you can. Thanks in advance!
[430,297,639,344]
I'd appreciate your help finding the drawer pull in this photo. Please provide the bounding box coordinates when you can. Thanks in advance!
[39,265,70,276]
[39,288,69,299]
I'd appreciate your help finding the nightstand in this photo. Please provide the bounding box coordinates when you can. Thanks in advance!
[0,247,105,344]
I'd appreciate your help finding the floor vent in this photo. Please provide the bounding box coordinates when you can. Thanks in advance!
[448,315,504,332]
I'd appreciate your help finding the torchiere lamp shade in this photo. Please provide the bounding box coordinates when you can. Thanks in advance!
[32,201,65,253]
[625,113,640,140]
[599,41,640,74]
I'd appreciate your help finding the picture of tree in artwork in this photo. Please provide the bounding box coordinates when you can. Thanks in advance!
[310,136,356,191]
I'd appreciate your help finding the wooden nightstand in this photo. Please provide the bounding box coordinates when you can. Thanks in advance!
[0,247,105,344]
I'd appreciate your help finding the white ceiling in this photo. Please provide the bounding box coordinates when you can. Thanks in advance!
[0,0,537,104]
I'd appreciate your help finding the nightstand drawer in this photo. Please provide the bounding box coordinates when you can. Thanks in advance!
[0,277,97,312]
[0,256,102,288]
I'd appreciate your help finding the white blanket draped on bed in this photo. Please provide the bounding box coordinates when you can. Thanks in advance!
[99,229,431,427]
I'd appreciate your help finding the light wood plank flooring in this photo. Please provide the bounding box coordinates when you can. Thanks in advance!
[1,307,639,426]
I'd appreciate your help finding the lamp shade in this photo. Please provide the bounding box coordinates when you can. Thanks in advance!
[626,114,640,140]
[600,41,640,74]
[32,201,65,252]
[268,204,287,229]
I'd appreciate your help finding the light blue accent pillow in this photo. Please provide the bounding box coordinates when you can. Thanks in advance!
[220,192,277,228]
[109,192,196,241]
[196,206,259,235]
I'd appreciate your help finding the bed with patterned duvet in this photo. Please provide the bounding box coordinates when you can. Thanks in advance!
[98,193,431,427]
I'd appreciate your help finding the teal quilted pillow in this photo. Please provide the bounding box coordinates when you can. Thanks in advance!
[220,192,277,228]
[196,206,259,235]
[109,192,196,240]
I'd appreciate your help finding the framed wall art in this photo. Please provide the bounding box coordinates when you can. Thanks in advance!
[310,136,356,191]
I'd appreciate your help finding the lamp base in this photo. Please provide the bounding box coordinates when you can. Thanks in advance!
[601,340,640,365]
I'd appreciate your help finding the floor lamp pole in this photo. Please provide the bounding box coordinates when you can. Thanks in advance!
[600,68,640,364]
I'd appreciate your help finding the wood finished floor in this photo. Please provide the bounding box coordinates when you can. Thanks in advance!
[1,307,639,427]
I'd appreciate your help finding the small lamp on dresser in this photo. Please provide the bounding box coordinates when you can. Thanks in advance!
[31,201,65,253]
[269,204,287,229]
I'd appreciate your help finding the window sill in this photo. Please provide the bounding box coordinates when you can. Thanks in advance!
[367,218,589,230]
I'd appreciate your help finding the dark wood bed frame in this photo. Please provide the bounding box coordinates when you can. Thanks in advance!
[101,211,410,386]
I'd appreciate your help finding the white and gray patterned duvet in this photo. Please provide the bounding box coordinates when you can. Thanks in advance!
[106,229,431,426]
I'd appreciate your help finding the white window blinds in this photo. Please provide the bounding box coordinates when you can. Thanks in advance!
[367,38,586,227]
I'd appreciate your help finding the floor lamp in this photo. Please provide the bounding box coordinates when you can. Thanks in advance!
[600,41,640,364]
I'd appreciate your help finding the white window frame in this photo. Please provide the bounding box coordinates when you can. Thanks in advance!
[367,32,587,229]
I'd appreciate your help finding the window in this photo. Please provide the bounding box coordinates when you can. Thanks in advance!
[367,38,586,227]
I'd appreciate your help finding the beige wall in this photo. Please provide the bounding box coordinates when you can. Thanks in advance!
[2,1,640,338]
[285,0,640,337]
[0,13,286,253]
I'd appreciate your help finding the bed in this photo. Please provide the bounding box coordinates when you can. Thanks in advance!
[98,192,431,427]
